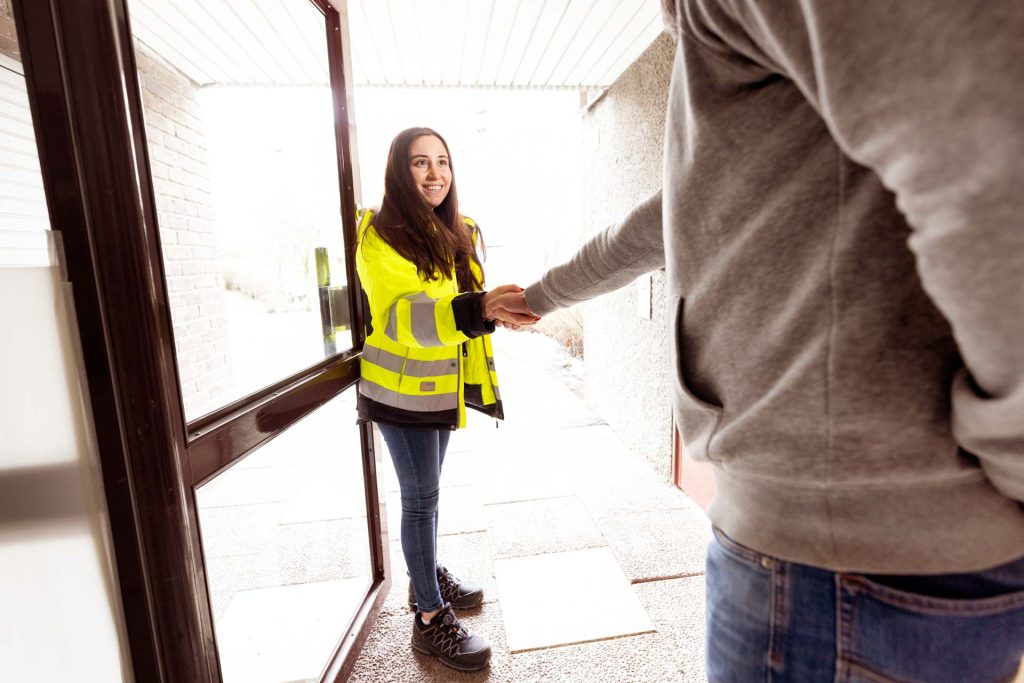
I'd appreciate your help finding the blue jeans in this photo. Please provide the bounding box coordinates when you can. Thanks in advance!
[707,527,1024,682]
[377,424,451,613]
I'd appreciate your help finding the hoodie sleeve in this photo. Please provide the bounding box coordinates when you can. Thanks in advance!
[524,189,665,316]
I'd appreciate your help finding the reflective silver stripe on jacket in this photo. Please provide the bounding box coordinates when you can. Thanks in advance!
[363,344,457,377]
[406,358,458,377]
[359,378,457,412]
[485,353,500,399]
[385,306,399,341]
[385,292,444,347]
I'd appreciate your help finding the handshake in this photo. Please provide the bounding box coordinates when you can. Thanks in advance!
[481,284,541,331]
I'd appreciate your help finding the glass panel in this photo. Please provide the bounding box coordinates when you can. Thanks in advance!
[126,0,352,420]
[196,392,370,683]
[0,49,52,268]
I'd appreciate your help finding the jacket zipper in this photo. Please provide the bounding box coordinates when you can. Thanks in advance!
[455,342,466,430]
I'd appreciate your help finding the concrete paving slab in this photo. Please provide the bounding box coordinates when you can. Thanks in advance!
[634,576,708,683]
[576,472,697,516]
[598,508,711,581]
[205,553,266,620]
[495,547,655,653]
[258,517,372,584]
[278,469,369,523]
[485,496,605,560]
[196,502,288,559]
[505,424,623,456]
[511,402,604,429]
[509,632,683,683]
[478,456,578,505]
[197,464,305,508]
[204,516,373,620]
[216,578,368,683]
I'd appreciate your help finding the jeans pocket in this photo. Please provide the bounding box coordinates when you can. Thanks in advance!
[670,297,724,461]
[706,527,776,682]
[711,526,770,570]
[837,574,1024,683]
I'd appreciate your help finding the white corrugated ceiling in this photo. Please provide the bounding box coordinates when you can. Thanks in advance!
[128,0,665,89]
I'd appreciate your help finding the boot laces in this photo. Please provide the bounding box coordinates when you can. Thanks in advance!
[437,566,464,599]
[431,611,468,655]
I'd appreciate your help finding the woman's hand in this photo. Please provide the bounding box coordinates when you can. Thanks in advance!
[482,285,541,326]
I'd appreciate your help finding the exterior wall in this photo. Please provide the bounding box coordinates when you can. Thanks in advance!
[135,45,231,419]
[580,32,675,478]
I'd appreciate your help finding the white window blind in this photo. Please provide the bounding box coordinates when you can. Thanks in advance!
[0,53,50,268]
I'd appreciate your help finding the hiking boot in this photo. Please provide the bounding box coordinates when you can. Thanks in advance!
[412,603,491,671]
[408,565,484,610]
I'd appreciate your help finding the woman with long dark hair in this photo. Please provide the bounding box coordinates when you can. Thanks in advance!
[356,127,537,671]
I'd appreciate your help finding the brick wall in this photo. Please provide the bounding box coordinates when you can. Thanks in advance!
[135,44,231,420]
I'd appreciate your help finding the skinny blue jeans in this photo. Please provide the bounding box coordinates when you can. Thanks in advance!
[707,527,1024,682]
[377,424,451,614]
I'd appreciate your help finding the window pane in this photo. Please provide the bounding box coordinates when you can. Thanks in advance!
[196,392,371,682]
[127,0,352,421]
[0,52,51,267]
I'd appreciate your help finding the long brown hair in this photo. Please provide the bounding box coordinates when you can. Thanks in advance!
[371,127,484,292]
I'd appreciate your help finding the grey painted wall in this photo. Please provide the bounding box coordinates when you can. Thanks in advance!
[581,32,675,478]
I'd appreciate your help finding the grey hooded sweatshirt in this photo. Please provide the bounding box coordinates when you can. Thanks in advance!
[524,0,1024,573]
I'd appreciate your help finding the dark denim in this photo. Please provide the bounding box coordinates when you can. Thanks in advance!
[707,527,1024,682]
[377,424,451,614]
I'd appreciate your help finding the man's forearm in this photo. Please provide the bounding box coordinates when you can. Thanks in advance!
[525,189,665,316]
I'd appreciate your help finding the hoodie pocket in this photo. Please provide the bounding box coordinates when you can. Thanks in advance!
[671,296,724,462]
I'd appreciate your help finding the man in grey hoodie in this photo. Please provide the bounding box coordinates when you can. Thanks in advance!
[520,1,1024,679]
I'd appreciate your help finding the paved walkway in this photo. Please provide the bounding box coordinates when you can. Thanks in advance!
[348,330,711,682]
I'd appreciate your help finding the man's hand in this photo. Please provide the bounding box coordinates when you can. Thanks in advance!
[482,284,541,327]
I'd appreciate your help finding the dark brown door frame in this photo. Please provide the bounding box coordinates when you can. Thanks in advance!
[13,0,387,680]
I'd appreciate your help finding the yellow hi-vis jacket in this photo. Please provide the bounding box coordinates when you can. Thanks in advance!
[355,208,503,429]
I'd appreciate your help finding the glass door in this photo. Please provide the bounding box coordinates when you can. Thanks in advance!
[14,0,384,680]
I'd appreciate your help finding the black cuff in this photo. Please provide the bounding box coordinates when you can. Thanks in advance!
[451,291,495,337]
